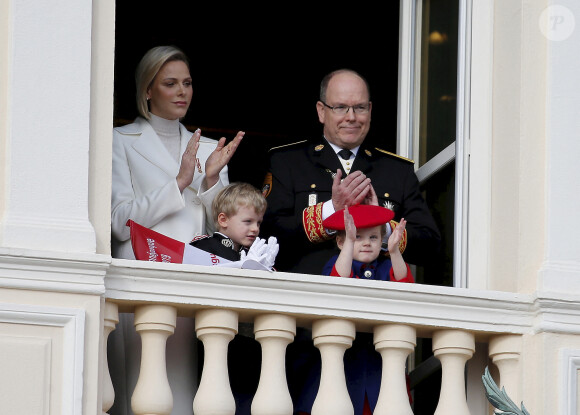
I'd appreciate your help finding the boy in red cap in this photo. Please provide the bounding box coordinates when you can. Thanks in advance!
[322,204,414,282]
[292,204,414,415]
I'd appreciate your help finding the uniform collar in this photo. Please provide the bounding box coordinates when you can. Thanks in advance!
[213,232,247,254]
[324,138,360,158]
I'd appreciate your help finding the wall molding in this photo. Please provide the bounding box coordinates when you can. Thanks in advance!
[0,303,85,415]
[561,348,580,415]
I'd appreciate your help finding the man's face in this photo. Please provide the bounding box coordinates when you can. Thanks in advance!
[316,72,372,150]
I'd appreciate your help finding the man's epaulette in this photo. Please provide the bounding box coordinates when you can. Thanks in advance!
[374,147,415,164]
[268,140,307,152]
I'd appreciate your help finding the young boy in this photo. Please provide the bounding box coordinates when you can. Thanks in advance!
[322,203,414,282]
[189,181,276,414]
[189,182,274,265]
[295,204,414,415]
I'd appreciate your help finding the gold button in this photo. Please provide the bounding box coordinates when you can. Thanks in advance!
[384,193,389,198]
[346,162,351,166]
[311,184,316,189]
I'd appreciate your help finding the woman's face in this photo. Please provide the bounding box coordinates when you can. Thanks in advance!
[147,60,192,120]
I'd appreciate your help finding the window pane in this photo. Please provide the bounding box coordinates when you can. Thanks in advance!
[414,161,455,286]
[418,0,459,167]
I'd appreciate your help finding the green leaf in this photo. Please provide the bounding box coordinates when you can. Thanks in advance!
[481,366,530,415]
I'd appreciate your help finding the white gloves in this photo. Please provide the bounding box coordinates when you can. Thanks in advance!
[217,236,279,271]
[240,236,279,271]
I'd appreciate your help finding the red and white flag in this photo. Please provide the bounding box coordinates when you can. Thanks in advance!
[127,220,272,270]
[128,220,231,266]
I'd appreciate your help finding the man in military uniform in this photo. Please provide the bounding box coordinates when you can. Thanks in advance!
[261,68,441,275]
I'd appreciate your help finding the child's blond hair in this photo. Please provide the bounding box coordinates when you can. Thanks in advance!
[212,182,267,226]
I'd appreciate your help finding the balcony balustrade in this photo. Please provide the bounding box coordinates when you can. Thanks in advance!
[103,259,532,415]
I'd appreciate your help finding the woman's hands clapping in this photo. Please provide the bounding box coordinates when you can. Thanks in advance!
[204,131,245,189]
[176,128,201,193]
[176,129,245,192]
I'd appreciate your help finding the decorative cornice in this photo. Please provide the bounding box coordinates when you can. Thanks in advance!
[0,248,109,295]
[533,291,580,334]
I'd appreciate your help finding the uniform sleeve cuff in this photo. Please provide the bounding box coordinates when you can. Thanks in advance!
[303,202,335,243]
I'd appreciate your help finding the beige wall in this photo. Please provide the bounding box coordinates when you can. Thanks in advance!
[522,332,580,414]
[0,0,10,229]
[490,0,547,294]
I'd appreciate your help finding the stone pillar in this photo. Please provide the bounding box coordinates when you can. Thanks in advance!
[432,329,475,415]
[0,0,96,253]
[102,302,119,414]
[251,313,296,415]
[193,308,238,415]
[311,318,356,415]
[373,324,416,415]
[489,334,522,404]
[131,305,177,415]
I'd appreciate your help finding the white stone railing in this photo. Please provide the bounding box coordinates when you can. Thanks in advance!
[103,259,534,415]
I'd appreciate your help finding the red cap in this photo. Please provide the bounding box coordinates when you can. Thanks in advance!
[323,204,394,230]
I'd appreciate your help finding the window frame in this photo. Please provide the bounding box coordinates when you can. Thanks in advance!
[397,0,494,289]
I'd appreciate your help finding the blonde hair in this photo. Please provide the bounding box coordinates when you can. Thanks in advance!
[212,182,267,226]
[135,45,189,119]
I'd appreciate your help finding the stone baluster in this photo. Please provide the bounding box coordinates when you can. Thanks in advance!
[489,334,522,404]
[251,313,296,415]
[373,324,416,415]
[102,302,119,415]
[131,305,177,415]
[311,318,356,415]
[193,308,238,415]
[432,329,475,415]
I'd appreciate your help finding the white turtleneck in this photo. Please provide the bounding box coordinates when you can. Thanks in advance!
[148,112,181,163]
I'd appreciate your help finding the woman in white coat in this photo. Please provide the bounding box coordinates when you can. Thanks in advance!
[111,46,243,258]
[108,45,243,415]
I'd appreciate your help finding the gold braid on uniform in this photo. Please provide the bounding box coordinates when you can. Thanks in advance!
[303,202,334,243]
[390,220,407,254]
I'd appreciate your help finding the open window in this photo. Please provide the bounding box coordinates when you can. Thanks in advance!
[113,2,469,290]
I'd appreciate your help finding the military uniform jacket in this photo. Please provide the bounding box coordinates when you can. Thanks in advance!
[262,137,441,274]
[189,232,245,261]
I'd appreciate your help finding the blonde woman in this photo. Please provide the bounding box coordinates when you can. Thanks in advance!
[109,45,244,415]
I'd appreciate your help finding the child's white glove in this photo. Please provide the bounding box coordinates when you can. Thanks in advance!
[239,237,279,271]
[263,236,279,270]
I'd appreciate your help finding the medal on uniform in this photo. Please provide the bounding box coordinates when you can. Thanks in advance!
[325,169,337,179]
[364,270,373,278]
[308,193,317,206]
[308,183,318,206]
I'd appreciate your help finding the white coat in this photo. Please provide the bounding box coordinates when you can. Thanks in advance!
[111,116,228,259]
